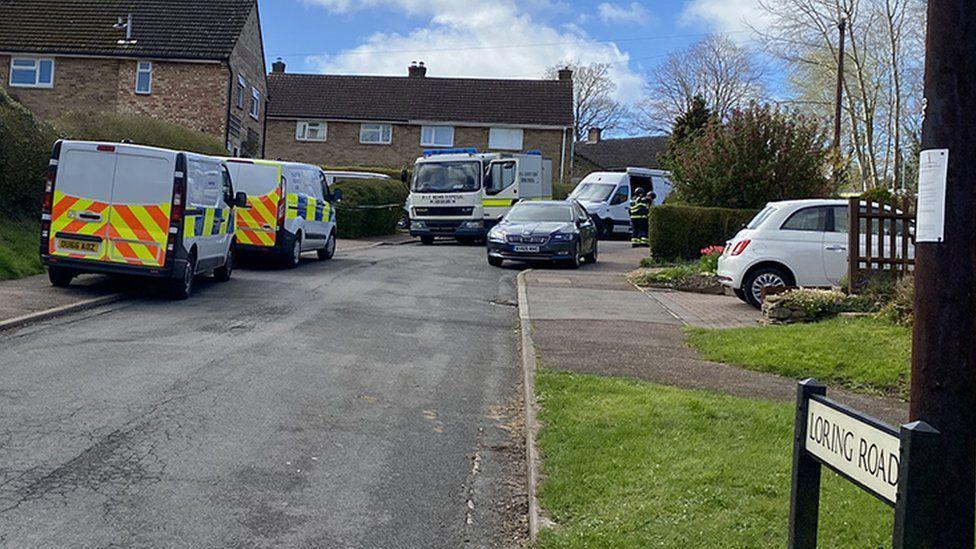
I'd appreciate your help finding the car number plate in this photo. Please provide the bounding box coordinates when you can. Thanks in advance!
[59,238,99,252]
[514,245,540,253]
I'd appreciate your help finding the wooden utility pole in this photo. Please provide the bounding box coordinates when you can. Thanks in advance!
[910,0,976,546]
[832,19,846,184]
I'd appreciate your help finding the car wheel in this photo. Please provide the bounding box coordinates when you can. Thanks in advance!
[317,231,336,260]
[420,235,435,245]
[583,241,598,264]
[214,245,234,282]
[733,287,747,302]
[169,253,196,300]
[48,266,75,288]
[566,243,582,269]
[743,266,789,309]
[487,255,503,267]
[284,234,302,268]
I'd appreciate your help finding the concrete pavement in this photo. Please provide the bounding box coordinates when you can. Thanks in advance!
[0,240,523,548]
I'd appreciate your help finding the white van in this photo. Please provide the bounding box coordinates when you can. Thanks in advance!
[224,159,341,267]
[41,140,247,299]
[570,168,673,238]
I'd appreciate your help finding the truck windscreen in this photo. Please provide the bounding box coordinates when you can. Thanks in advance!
[413,161,481,193]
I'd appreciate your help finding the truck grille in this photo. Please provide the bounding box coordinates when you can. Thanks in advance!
[413,206,474,216]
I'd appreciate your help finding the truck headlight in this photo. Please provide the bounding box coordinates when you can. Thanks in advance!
[462,220,484,229]
[411,220,426,229]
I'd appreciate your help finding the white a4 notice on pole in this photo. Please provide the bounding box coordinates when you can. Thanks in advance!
[916,149,949,243]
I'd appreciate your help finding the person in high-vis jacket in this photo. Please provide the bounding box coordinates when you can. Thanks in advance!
[629,188,651,247]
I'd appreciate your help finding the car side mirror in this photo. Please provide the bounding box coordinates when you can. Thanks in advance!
[234,191,248,208]
[332,188,343,202]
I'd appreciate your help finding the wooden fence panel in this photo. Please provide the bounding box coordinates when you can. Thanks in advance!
[847,196,916,293]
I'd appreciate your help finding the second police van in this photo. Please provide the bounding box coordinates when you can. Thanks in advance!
[224,159,341,267]
[40,140,247,299]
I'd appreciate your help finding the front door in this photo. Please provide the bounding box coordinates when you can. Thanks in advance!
[772,205,832,287]
[483,160,518,220]
[608,185,630,233]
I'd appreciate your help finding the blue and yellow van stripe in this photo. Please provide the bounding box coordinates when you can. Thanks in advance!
[184,207,235,238]
[286,194,331,222]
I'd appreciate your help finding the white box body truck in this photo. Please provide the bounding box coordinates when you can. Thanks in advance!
[406,148,552,243]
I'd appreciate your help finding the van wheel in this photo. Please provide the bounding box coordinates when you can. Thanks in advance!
[169,254,196,300]
[214,245,234,282]
[420,236,435,245]
[48,267,74,288]
[285,234,302,268]
[317,232,336,260]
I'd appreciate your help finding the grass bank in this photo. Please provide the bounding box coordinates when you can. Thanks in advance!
[0,219,43,280]
[686,317,911,397]
[535,370,892,548]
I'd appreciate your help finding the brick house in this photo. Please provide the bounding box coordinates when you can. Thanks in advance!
[265,62,575,182]
[0,0,268,157]
[572,129,669,182]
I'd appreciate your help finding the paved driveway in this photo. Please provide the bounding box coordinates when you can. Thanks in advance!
[0,242,524,548]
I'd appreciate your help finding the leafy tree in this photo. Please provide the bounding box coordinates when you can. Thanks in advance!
[663,103,833,209]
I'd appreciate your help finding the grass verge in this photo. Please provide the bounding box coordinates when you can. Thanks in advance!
[0,219,43,280]
[685,317,910,397]
[535,370,892,548]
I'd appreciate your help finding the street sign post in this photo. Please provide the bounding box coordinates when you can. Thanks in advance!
[789,379,941,548]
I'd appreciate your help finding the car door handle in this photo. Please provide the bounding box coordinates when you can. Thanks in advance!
[825,245,847,251]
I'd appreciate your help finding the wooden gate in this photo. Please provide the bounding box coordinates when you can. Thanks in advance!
[847,196,916,292]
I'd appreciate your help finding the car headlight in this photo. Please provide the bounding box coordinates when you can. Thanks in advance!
[411,220,426,229]
[551,233,575,242]
[488,229,506,243]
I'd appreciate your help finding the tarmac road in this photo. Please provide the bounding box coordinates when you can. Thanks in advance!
[0,242,526,548]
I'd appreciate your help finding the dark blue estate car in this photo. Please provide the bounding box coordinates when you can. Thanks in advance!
[485,201,598,268]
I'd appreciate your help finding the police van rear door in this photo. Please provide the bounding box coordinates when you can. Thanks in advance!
[104,144,175,267]
[48,142,117,262]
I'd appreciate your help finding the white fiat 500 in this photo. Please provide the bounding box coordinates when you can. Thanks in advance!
[717,199,913,308]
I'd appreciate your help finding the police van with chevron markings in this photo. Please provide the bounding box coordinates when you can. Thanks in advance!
[224,159,340,267]
[40,141,248,299]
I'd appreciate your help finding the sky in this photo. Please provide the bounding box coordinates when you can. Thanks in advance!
[258,0,769,125]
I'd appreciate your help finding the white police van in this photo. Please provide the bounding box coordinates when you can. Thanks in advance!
[40,140,247,299]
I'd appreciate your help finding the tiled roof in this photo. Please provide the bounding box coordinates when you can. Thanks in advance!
[267,73,574,127]
[575,136,669,170]
[0,0,255,60]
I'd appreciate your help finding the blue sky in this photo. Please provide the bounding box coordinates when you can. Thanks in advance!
[258,0,764,106]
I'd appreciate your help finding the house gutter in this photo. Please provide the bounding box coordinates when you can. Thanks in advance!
[559,127,567,183]
[224,57,234,153]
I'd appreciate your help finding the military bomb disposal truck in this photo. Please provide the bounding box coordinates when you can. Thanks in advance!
[406,148,552,244]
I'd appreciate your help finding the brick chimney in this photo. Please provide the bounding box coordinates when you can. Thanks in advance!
[587,127,602,143]
[271,57,286,73]
[557,67,573,81]
[408,61,427,78]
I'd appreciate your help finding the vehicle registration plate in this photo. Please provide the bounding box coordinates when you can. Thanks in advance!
[59,238,99,253]
[514,245,540,253]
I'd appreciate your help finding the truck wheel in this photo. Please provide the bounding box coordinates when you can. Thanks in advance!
[420,236,435,245]
[48,267,75,288]
[317,231,336,260]
[214,245,234,282]
[169,254,196,300]
[284,234,302,268]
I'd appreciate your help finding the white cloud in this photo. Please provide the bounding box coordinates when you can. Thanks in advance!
[680,0,770,33]
[597,2,650,25]
[299,0,644,103]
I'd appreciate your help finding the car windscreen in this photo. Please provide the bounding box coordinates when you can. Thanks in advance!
[572,183,615,202]
[747,205,777,229]
[506,204,574,222]
[412,161,481,193]
[228,163,280,196]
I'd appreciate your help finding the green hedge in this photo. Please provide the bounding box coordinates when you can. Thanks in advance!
[54,111,225,155]
[553,181,575,200]
[0,87,59,219]
[648,204,759,260]
[333,177,408,238]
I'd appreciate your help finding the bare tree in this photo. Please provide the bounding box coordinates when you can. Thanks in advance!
[546,61,630,141]
[637,34,766,132]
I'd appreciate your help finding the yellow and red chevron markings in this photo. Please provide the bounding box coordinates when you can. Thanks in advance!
[236,188,280,247]
[49,191,110,258]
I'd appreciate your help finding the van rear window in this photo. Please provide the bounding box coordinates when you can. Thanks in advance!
[56,149,116,202]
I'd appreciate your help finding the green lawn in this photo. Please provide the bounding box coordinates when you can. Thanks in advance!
[535,370,892,548]
[0,219,43,280]
[686,317,911,397]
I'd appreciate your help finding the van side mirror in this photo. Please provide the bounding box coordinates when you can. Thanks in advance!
[332,188,343,202]
[234,191,248,208]
[400,169,408,183]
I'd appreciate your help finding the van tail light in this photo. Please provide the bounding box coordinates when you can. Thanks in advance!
[276,176,287,227]
[40,141,62,257]
[731,239,751,256]
[165,158,188,266]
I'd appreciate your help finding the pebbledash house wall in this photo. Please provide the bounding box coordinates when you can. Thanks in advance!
[265,119,571,180]
[0,7,267,155]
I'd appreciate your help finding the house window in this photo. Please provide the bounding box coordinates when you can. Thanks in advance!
[135,61,152,94]
[488,128,523,151]
[421,125,454,147]
[236,75,246,109]
[10,58,54,88]
[296,121,327,142]
[250,87,260,119]
[360,123,392,144]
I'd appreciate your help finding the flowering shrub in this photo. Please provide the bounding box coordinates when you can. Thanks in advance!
[697,245,724,274]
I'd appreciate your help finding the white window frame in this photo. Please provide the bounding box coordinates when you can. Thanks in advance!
[420,125,455,148]
[250,87,260,120]
[236,74,246,109]
[360,123,392,145]
[9,57,55,88]
[488,128,524,151]
[135,61,152,94]
[296,121,328,142]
